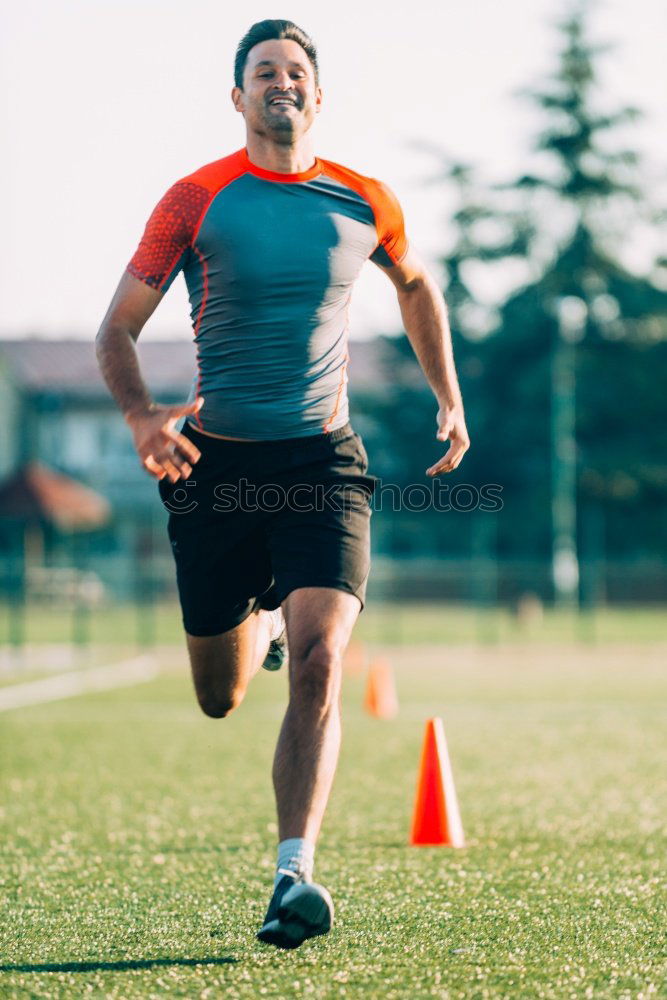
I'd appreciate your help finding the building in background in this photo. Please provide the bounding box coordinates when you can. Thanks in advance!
[0,339,388,600]
[0,338,383,504]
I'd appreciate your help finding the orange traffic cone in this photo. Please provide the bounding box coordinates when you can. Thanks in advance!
[410,717,465,847]
[363,656,399,719]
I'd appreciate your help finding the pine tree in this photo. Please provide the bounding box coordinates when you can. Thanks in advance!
[480,2,667,584]
[358,3,667,586]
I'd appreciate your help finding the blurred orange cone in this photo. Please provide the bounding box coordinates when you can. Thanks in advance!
[363,656,399,719]
[410,717,465,847]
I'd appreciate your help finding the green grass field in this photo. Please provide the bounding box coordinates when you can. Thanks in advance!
[2,601,667,649]
[1,634,666,998]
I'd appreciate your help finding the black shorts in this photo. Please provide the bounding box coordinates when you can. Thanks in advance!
[158,420,377,636]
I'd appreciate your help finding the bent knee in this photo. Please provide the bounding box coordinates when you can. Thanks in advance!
[290,639,342,712]
[196,687,244,719]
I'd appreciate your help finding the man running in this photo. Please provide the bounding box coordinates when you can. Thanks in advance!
[96,19,469,949]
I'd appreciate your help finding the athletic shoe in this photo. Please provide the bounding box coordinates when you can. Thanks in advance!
[256,871,334,949]
[261,608,288,672]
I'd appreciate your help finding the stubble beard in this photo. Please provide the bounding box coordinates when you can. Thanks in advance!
[264,112,298,145]
[259,99,314,146]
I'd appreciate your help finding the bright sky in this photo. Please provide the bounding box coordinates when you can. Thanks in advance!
[1,0,665,340]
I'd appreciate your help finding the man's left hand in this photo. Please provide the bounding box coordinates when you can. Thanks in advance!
[426,404,470,476]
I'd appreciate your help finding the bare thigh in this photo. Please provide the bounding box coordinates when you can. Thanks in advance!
[283,587,361,678]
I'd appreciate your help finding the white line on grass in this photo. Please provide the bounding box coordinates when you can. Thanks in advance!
[0,656,159,712]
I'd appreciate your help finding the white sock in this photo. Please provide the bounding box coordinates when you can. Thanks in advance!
[268,607,285,642]
[275,837,315,886]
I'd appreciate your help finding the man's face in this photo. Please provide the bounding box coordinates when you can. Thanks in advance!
[232,39,322,145]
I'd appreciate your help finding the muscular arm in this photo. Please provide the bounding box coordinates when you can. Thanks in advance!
[380,246,461,408]
[96,271,202,481]
[96,271,162,418]
[376,246,470,474]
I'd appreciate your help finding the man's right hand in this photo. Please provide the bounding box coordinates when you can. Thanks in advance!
[125,397,204,482]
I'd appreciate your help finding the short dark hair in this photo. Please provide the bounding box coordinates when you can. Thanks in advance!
[234,19,319,89]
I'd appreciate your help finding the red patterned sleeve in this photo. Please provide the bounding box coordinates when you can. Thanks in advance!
[127,181,211,291]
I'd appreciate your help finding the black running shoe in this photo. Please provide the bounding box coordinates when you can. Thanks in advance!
[256,872,334,949]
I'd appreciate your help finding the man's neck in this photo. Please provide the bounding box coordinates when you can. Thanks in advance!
[245,134,317,175]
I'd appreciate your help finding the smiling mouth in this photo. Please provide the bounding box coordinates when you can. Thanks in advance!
[267,97,299,108]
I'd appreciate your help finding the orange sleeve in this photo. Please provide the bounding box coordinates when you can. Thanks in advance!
[367,179,409,267]
[319,160,409,267]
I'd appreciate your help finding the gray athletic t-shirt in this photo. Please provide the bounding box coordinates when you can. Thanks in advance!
[128,147,409,439]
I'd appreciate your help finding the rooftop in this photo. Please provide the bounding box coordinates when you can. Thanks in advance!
[0,337,386,396]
